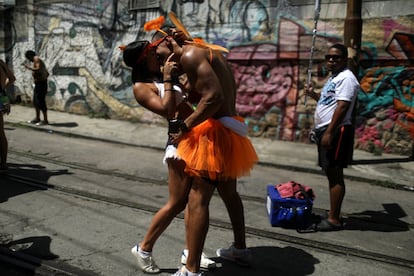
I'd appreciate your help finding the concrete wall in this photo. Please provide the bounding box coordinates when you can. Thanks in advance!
[1,0,413,155]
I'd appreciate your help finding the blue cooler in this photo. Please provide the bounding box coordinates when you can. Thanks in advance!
[266,185,313,228]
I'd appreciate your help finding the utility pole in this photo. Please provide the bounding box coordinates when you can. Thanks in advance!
[343,0,362,160]
[343,0,362,77]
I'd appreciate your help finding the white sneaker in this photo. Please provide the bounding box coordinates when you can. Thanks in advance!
[181,249,216,269]
[131,245,160,274]
[216,244,252,267]
[35,120,48,126]
[171,266,203,276]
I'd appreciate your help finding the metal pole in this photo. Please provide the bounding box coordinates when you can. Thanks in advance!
[304,0,321,106]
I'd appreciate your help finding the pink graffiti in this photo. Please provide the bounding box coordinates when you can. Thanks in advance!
[231,61,293,118]
[383,19,414,44]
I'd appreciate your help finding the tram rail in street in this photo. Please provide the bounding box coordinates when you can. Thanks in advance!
[3,172,414,274]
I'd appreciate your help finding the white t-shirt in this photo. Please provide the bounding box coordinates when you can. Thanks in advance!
[314,69,359,129]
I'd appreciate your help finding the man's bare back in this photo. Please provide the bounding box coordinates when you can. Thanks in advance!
[174,42,237,129]
[157,34,236,129]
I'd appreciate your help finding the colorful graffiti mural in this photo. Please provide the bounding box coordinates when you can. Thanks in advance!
[355,31,414,156]
[0,0,413,155]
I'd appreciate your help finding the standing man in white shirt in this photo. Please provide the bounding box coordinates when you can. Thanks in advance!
[305,43,359,231]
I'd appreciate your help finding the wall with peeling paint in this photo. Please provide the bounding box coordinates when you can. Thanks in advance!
[0,0,413,155]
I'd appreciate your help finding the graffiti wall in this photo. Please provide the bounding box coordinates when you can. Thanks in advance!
[1,0,413,155]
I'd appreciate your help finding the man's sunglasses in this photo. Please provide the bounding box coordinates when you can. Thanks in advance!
[325,54,343,61]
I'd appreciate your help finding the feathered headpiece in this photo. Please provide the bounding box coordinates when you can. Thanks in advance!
[141,12,229,54]
[144,16,168,36]
[168,11,228,53]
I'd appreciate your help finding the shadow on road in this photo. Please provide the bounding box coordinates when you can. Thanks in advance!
[161,246,319,275]
[5,236,59,260]
[48,122,79,128]
[352,157,413,165]
[346,203,409,232]
[0,163,72,203]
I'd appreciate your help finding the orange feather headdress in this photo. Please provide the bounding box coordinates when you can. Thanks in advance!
[141,13,229,54]
[143,16,168,36]
[168,11,229,53]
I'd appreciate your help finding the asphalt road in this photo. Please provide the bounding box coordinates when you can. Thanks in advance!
[0,126,413,275]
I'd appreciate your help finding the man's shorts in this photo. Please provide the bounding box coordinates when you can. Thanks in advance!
[317,124,354,169]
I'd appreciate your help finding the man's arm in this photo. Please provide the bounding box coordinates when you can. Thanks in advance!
[321,100,350,149]
[32,56,41,71]
[180,46,223,130]
[0,60,16,88]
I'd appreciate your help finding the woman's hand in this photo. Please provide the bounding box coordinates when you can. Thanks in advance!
[163,53,180,81]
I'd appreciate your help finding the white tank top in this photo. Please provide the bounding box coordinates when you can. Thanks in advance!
[153,82,185,106]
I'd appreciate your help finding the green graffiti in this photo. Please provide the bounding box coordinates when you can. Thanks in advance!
[68,82,82,95]
[48,80,56,96]
[359,67,414,115]
[69,26,76,38]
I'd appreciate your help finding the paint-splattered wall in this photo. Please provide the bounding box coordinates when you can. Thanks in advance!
[1,0,413,156]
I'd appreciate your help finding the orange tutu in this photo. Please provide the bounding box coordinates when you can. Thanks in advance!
[177,116,258,181]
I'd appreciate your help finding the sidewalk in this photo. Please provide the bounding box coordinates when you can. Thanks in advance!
[5,104,414,189]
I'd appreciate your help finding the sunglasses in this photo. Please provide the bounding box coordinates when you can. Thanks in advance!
[325,55,343,61]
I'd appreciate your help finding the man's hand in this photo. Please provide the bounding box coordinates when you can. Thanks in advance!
[166,36,183,58]
[304,83,319,101]
[171,29,188,45]
[168,119,189,144]
[1,103,11,115]
[321,131,333,149]
[169,131,184,145]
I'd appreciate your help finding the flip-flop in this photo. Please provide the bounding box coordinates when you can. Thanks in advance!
[297,224,318,233]
[319,211,329,219]
[316,219,343,232]
[296,214,322,233]
[297,218,343,233]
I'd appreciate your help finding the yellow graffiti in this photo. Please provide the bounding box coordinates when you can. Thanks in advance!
[78,68,144,120]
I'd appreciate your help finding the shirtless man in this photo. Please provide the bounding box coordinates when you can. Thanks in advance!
[155,32,258,276]
[24,50,49,125]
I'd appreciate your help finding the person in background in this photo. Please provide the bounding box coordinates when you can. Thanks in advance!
[0,59,16,172]
[305,43,359,231]
[24,50,49,126]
